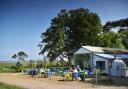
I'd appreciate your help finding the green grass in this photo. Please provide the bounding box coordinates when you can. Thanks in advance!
[0,82,26,89]
[0,67,16,73]
[97,78,113,85]
[88,77,113,86]
[0,61,28,73]
[0,61,16,73]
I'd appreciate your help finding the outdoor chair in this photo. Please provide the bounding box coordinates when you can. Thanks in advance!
[63,72,72,81]
[78,70,88,81]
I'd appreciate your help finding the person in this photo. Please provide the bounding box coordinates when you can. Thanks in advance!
[76,65,81,71]
[88,68,93,76]
[67,66,73,81]
[76,65,81,80]
[73,67,78,80]
[40,68,45,78]
[69,66,73,72]
[31,69,36,78]
[46,68,51,79]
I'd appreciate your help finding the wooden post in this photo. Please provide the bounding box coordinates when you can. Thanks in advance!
[91,52,94,70]
[96,67,98,86]
[114,52,117,59]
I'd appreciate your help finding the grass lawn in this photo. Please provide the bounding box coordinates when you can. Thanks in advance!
[0,82,26,89]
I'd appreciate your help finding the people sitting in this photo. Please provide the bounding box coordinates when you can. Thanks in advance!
[30,69,37,78]
[73,67,78,80]
[76,65,81,71]
[46,68,51,79]
[40,68,45,78]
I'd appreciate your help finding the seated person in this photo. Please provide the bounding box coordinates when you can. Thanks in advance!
[46,68,51,79]
[76,65,81,71]
[40,68,45,77]
[73,67,78,80]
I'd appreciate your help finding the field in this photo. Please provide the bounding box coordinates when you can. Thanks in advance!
[0,61,16,73]
[0,61,29,73]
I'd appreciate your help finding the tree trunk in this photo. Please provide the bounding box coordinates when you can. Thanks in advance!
[68,55,72,66]
[51,61,53,67]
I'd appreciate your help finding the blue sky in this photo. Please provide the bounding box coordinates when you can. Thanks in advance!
[0,0,128,61]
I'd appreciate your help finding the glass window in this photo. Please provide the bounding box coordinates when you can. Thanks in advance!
[96,61,105,70]
[124,59,128,67]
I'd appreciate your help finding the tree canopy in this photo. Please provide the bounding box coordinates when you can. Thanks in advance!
[103,18,128,49]
[120,29,128,49]
[39,8,128,65]
[12,54,17,59]
[96,32,124,48]
[12,51,28,61]
[12,51,28,72]
[103,18,128,32]
[39,8,102,64]
[18,51,28,61]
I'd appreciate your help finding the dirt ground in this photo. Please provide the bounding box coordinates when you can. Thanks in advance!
[0,73,127,89]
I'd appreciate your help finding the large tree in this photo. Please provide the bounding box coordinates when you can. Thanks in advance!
[39,8,102,64]
[65,8,101,63]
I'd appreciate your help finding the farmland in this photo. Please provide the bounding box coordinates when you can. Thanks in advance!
[0,61,28,73]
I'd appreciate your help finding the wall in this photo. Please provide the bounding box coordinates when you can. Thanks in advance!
[75,48,91,54]
[93,55,109,74]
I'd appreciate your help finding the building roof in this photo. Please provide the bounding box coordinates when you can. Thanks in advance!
[82,46,128,54]
[82,46,104,53]
[94,53,128,60]
[75,46,128,59]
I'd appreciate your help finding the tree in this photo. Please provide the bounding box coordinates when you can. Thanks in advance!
[18,51,28,61]
[39,8,102,65]
[43,55,47,68]
[12,51,28,72]
[15,61,23,72]
[120,29,128,49]
[59,59,67,67]
[95,32,124,48]
[12,54,17,59]
[36,60,44,68]
[39,10,66,63]
[65,8,101,64]
[28,60,35,68]
[103,18,128,32]
[103,18,128,48]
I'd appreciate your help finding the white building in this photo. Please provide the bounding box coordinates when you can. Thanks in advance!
[74,46,128,77]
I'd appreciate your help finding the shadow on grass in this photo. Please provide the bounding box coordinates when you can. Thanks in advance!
[58,79,75,82]
[85,76,128,87]
[57,76,128,87]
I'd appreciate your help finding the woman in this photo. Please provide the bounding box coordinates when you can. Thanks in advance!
[73,67,78,80]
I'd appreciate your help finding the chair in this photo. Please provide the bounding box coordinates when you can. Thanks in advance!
[64,72,72,81]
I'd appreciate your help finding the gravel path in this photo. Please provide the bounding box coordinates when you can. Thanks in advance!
[0,73,127,89]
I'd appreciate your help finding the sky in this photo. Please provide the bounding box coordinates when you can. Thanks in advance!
[0,0,128,61]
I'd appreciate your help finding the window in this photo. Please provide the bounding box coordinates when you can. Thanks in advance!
[124,59,128,67]
[96,61,105,70]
